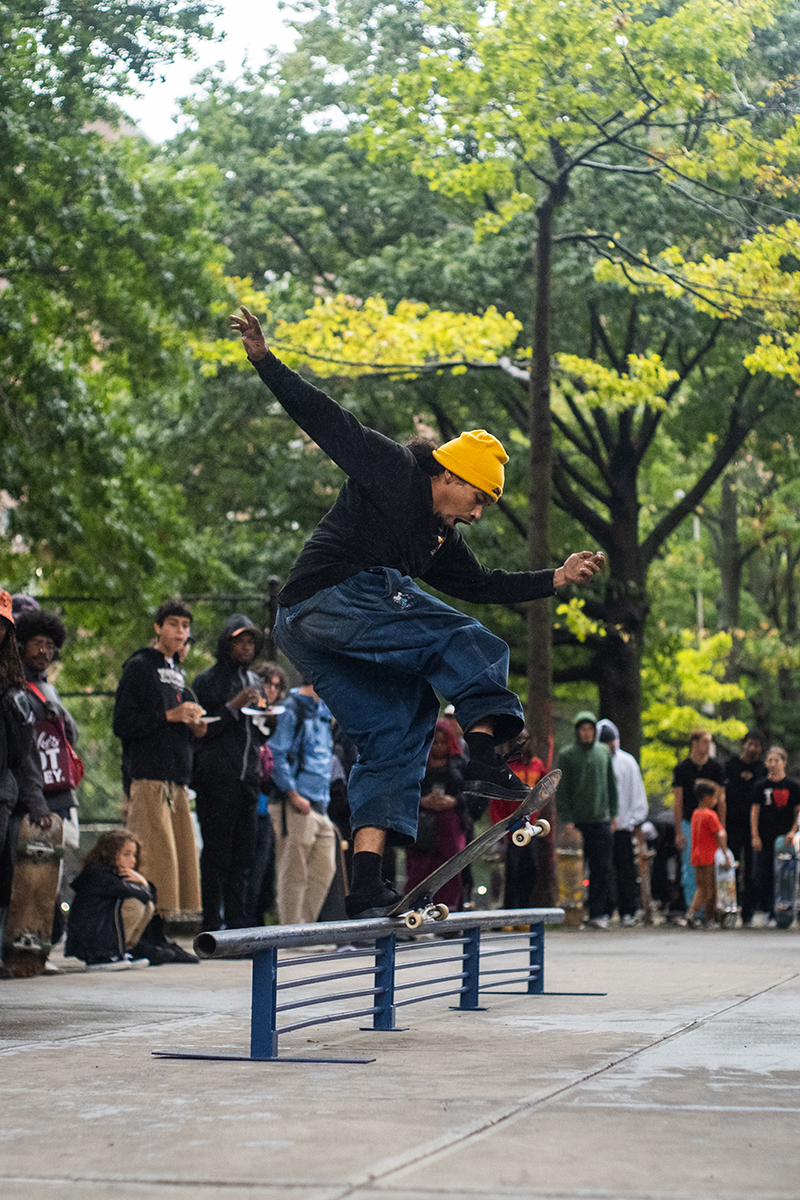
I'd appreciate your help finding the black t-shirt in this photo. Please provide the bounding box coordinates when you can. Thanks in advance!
[253,353,557,608]
[751,776,800,838]
[672,756,725,822]
[724,755,767,822]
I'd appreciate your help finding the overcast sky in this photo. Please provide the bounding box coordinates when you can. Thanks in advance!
[123,0,297,142]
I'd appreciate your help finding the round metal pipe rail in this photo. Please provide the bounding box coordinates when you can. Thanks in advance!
[194,908,564,958]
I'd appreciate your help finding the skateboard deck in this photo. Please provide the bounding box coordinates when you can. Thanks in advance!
[4,814,63,977]
[715,849,738,928]
[556,844,585,927]
[774,840,800,929]
[389,769,561,928]
[636,838,655,926]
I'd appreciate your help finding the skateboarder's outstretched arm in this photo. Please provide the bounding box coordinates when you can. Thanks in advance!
[230,306,411,493]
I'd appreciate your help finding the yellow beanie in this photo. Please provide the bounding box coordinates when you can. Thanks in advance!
[432,430,508,500]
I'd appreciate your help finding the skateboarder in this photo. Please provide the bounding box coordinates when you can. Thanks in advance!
[230,306,605,918]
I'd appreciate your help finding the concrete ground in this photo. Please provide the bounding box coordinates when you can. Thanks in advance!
[1,924,798,1200]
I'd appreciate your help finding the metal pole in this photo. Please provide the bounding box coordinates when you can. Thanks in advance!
[372,934,398,1030]
[459,926,483,1009]
[250,947,279,1059]
[527,923,544,994]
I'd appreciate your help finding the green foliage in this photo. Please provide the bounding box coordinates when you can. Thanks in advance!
[641,631,747,800]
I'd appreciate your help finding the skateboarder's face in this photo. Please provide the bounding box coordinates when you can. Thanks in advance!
[431,471,494,528]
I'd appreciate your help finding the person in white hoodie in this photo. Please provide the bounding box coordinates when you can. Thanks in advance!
[596,719,648,926]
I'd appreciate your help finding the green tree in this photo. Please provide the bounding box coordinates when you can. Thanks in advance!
[358,0,800,755]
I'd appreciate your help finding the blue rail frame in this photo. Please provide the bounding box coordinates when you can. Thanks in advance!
[152,907,563,1065]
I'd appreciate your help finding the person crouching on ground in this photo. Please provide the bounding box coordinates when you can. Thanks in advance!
[684,781,732,929]
[66,831,155,970]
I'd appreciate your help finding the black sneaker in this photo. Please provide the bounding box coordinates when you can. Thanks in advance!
[164,941,200,964]
[463,758,530,802]
[345,879,402,919]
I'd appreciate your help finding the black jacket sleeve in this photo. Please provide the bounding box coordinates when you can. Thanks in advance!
[112,655,169,743]
[191,668,242,743]
[2,688,48,820]
[422,529,556,605]
[253,353,413,492]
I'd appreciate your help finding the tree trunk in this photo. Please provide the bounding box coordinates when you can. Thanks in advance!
[594,455,648,760]
[526,198,555,764]
[717,475,741,631]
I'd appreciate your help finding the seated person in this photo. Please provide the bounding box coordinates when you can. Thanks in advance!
[66,830,153,970]
[66,829,199,968]
[404,720,469,912]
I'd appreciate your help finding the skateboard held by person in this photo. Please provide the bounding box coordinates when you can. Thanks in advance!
[4,814,64,977]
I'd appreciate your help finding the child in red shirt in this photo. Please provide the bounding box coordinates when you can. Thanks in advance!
[686,779,732,927]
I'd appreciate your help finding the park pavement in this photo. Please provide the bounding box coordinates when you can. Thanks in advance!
[0,923,798,1200]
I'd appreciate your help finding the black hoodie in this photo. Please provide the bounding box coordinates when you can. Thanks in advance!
[191,614,268,790]
[112,646,196,785]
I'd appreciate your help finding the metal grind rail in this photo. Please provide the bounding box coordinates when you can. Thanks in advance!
[152,908,563,1065]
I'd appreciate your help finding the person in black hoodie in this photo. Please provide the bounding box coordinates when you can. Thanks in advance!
[0,590,51,978]
[191,614,269,931]
[112,599,205,920]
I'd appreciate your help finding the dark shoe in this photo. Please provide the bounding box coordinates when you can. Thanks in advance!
[131,938,199,964]
[463,758,529,803]
[345,879,402,919]
[164,941,200,964]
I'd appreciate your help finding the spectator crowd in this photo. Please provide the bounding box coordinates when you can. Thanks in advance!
[1,588,799,978]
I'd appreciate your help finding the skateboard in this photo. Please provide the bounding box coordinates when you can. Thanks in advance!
[389,769,560,929]
[4,814,64,977]
[774,836,800,929]
[715,848,739,928]
[636,837,655,926]
[556,844,585,927]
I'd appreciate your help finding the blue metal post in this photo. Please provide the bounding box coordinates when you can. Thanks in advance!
[459,925,482,1009]
[527,922,544,994]
[250,947,279,1059]
[372,934,398,1030]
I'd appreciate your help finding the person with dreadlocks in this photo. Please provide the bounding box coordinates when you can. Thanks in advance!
[0,590,50,979]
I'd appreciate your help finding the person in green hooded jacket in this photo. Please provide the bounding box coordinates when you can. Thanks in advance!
[556,711,618,929]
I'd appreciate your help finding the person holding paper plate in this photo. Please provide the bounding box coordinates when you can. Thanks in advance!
[191,614,270,932]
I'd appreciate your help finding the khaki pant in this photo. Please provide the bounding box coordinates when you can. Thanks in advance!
[269,804,337,925]
[121,897,155,949]
[127,780,201,918]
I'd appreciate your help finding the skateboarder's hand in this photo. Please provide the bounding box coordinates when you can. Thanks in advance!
[752,833,762,852]
[36,814,53,830]
[554,551,605,588]
[230,305,268,362]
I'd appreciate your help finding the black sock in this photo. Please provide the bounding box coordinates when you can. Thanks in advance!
[464,730,495,764]
[351,851,382,894]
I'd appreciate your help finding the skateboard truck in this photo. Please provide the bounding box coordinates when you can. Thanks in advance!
[402,900,450,930]
[510,817,551,848]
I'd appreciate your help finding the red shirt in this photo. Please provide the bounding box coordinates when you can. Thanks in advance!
[690,806,722,866]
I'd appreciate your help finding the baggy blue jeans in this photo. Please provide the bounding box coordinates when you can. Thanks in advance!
[274,568,525,842]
